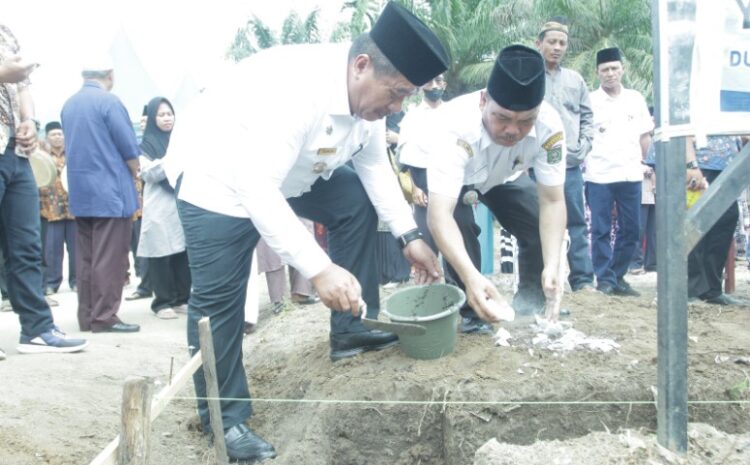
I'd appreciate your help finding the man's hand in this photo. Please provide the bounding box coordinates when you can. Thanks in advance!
[0,56,37,84]
[402,239,441,284]
[310,263,363,316]
[541,265,561,302]
[411,185,428,207]
[465,273,514,322]
[686,168,705,191]
[15,120,38,154]
[541,265,562,322]
[385,130,399,146]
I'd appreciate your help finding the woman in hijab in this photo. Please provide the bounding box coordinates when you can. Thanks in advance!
[137,97,191,319]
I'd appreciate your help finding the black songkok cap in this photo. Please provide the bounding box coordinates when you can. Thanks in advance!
[45,121,62,134]
[596,47,622,66]
[487,45,545,112]
[369,2,450,86]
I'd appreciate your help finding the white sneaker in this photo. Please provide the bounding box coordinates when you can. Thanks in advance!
[0,300,12,312]
[17,327,88,354]
[155,308,178,319]
[171,304,188,315]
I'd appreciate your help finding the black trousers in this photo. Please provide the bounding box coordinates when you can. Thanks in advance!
[447,174,545,317]
[178,165,379,433]
[130,218,152,294]
[688,169,739,299]
[148,251,191,312]
[408,166,438,253]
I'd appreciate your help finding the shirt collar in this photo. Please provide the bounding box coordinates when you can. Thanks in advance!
[83,80,106,90]
[545,64,562,75]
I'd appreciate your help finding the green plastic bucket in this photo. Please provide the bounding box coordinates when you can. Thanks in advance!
[383,284,466,360]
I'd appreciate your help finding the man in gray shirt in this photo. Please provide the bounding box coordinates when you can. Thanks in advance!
[535,17,595,292]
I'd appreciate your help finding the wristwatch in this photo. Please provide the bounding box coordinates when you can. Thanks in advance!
[686,160,699,170]
[397,229,423,249]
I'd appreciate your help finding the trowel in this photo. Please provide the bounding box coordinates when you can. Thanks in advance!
[359,300,426,336]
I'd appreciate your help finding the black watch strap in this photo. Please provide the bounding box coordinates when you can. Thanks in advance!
[398,229,423,249]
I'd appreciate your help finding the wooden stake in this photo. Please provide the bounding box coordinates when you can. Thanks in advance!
[198,317,229,465]
[118,377,154,465]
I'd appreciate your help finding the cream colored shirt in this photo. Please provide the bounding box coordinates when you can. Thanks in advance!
[166,43,416,279]
[585,87,653,184]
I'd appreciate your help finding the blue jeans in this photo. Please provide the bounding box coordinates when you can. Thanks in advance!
[0,143,54,337]
[585,181,641,287]
[564,166,594,289]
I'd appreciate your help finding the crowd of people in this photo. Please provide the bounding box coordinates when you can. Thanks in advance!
[0,3,748,463]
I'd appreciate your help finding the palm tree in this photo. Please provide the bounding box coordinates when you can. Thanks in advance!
[421,0,537,98]
[531,0,653,99]
[226,10,322,62]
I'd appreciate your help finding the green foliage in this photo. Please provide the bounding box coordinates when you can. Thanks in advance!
[225,10,321,62]
[227,0,654,100]
[531,0,653,99]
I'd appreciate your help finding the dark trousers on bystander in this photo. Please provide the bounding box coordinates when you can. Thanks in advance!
[688,169,739,299]
[44,219,77,291]
[75,217,131,331]
[0,142,54,337]
[586,181,641,287]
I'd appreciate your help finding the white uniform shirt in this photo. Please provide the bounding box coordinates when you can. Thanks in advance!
[166,43,416,279]
[398,102,443,168]
[584,87,653,184]
[427,91,566,199]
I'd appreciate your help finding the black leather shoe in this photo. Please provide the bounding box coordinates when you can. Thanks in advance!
[93,322,141,333]
[703,294,748,306]
[460,317,494,335]
[125,290,151,301]
[597,283,614,295]
[613,279,640,297]
[330,330,398,361]
[224,424,276,462]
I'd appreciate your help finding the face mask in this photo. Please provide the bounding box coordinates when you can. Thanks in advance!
[423,88,444,102]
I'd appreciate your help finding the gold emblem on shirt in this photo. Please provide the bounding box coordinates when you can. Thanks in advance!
[456,139,473,158]
[542,132,564,151]
[317,148,337,156]
[542,131,564,164]
[313,162,327,173]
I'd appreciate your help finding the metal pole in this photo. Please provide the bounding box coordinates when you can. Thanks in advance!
[655,139,688,453]
[652,0,687,453]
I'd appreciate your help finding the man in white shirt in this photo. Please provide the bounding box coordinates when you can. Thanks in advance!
[584,47,653,297]
[427,45,568,333]
[398,73,447,252]
[166,3,447,461]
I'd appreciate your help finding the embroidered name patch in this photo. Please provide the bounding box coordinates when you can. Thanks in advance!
[457,139,474,158]
[317,148,337,156]
[542,132,563,151]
